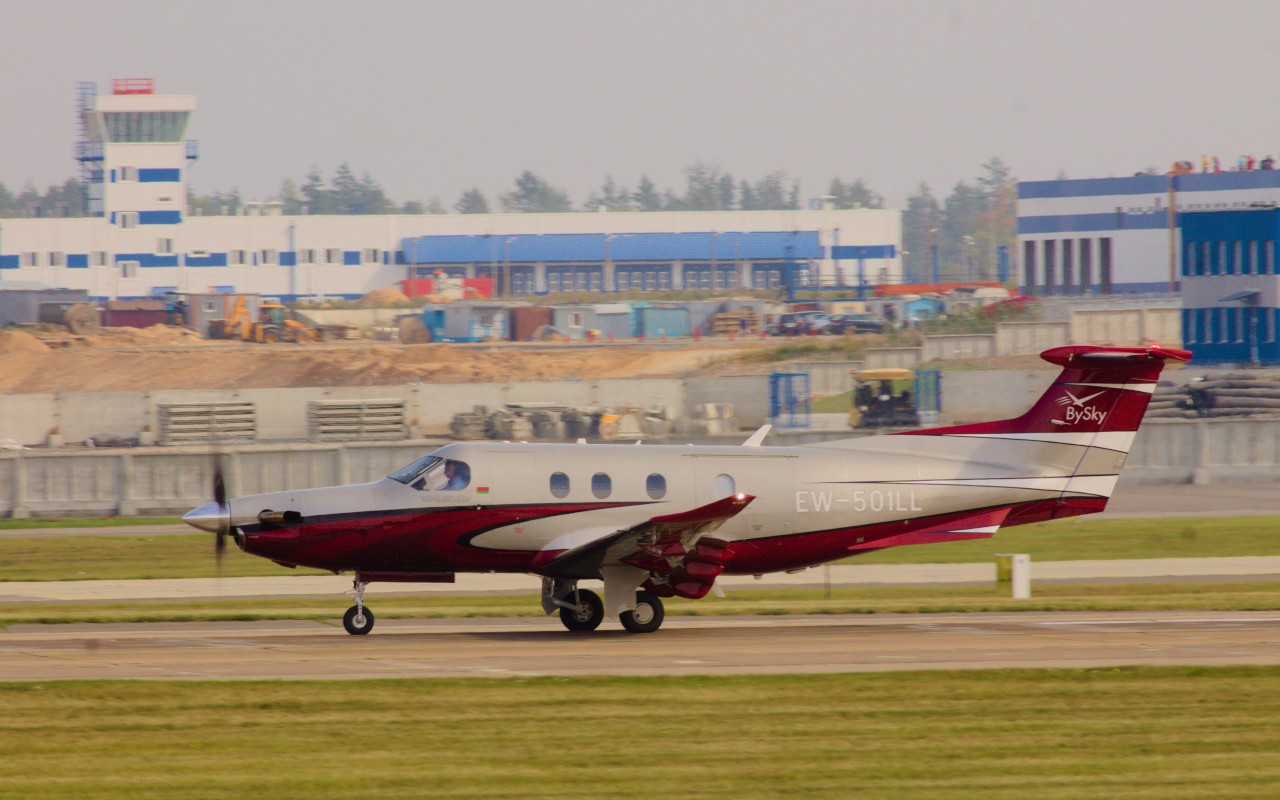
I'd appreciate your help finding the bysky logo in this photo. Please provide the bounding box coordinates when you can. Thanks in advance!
[1055,389,1107,424]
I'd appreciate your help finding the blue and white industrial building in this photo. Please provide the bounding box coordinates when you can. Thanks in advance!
[0,80,901,300]
[1017,170,1280,295]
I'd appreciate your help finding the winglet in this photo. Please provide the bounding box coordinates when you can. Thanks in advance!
[742,424,771,447]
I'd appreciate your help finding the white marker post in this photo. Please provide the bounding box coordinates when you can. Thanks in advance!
[995,553,1031,599]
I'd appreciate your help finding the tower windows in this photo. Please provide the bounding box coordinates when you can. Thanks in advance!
[119,212,138,229]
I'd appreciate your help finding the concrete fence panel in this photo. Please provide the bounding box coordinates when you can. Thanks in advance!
[922,335,997,362]
[862,347,923,370]
[995,321,1070,355]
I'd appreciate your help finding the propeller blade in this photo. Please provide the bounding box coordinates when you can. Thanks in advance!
[213,455,229,566]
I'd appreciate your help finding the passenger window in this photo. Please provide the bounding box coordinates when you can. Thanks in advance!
[592,473,612,499]
[714,473,736,498]
[646,473,667,499]
[550,472,570,499]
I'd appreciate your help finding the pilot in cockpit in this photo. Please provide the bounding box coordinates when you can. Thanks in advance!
[393,455,470,492]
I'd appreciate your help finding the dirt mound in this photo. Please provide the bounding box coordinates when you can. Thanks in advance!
[0,331,50,354]
[358,288,410,307]
[87,325,208,347]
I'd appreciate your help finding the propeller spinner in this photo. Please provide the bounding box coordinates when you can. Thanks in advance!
[181,457,232,562]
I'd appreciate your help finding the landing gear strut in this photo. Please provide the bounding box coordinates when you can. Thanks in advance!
[343,578,374,635]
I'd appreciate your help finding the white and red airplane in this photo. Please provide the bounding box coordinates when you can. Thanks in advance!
[184,344,1188,635]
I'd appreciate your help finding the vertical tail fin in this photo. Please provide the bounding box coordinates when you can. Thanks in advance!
[908,345,1191,522]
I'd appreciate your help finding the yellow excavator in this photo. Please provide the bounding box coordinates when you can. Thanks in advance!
[207,297,324,343]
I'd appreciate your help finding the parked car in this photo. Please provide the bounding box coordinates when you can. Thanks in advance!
[825,313,884,335]
[769,311,829,336]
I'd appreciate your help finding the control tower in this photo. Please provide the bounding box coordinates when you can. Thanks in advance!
[75,78,197,221]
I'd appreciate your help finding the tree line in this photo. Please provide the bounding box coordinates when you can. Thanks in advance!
[0,158,1016,283]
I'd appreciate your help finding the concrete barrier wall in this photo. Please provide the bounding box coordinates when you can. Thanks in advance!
[684,376,770,426]
[3,417,1277,516]
[791,361,861,396]
[923,335,997,362]
[940,370,1056,422]
[995,321,1070,354]
[1071,307,1182,348]
[863,347,923,370]
[0,379,691,446]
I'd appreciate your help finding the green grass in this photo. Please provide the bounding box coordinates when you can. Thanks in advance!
[5,581,1280,627]
[3,668,1280,799]
[842,515,1280,565]
[0,516,180,530]
[0,534,329,581]
[5,516,1278,583]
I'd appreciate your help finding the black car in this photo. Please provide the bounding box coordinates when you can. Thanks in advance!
[768,311,829,336]
[825,313,884,335]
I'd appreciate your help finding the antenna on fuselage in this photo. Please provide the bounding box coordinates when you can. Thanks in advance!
[741,424,772,447]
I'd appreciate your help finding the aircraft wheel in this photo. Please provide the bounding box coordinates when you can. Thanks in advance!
[343,605,375,635]
[620,590,664,634]
[559,588,604,632]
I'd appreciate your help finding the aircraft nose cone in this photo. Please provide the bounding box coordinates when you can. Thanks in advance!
[183,502,228,533]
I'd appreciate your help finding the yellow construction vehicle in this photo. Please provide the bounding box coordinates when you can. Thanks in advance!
[207,297,324,343]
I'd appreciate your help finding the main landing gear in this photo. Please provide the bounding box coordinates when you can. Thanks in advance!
[343,578,374,635]
[552,584,666,634]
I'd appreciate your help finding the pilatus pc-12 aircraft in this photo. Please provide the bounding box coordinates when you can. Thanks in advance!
[184,344,1188,635]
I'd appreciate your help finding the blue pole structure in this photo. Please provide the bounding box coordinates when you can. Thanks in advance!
[858,258,866,299]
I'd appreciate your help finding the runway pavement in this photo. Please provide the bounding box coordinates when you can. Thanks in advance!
[3,611,1279,681]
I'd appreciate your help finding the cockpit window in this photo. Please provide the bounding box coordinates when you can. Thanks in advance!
[390,455,441,485]
[390,456,470,491]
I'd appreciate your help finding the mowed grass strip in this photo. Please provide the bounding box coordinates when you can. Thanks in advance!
[5,581,1280,627]
[4,516,1280,583]
[0,516,180,530]
[2,668,1280,799]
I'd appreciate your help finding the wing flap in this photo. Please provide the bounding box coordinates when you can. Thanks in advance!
[536,494,754,579]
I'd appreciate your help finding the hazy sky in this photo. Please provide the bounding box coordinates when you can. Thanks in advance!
[3,0,1278,209]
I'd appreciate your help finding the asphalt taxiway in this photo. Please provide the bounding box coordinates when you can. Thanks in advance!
[3,611,1279,681]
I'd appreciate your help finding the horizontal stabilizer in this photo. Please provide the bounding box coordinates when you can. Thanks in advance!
[847,507,1010,551]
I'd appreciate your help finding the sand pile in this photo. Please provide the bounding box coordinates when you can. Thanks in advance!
[0,331,50,354]
[358,288,411,307]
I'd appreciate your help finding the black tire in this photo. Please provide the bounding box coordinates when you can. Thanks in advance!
[619,590,665,633]
[343,605,375,635]
[558,588,604,632]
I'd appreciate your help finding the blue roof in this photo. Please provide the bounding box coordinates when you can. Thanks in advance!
[401,231,823,264]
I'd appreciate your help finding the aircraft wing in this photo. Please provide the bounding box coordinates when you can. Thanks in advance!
[534,493,754,580]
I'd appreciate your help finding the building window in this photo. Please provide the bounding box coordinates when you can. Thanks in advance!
[1219,307,1229,344]
[1023,241,1037,291]
[1042,240,1057,292]
[326,248,342,264]
[1234,241,1244,276]
[1266,242,1276,275]
[549,472,570,499]
[1078,238,1092,292]
[119,166,137,182]
[362,248,378,264]
[646,473,667,499]
[617,272,630,291]
[1184,243,1197,277]
[1219,241,1229,275]
[1061,239,1075,294]
[228,250,246,265]
[20,252,38,268]
[1248,241,1259,275]
[1099,238,1113,293]
[156,238,174,255]
[91,251,108,267]
[659,271,672,290]
[568,312,584,328]
[1186,309,1197,345]
[48,252,65,267]
[120,261,139,279]
[1269,309,1277,344]
[590,272,602,291]
[591,472,612,499]
[260,249,277,265]
[119,212,138,229]
[298,249,315,264]
[1236,306,1245,343]
[1201,242,1212,275]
